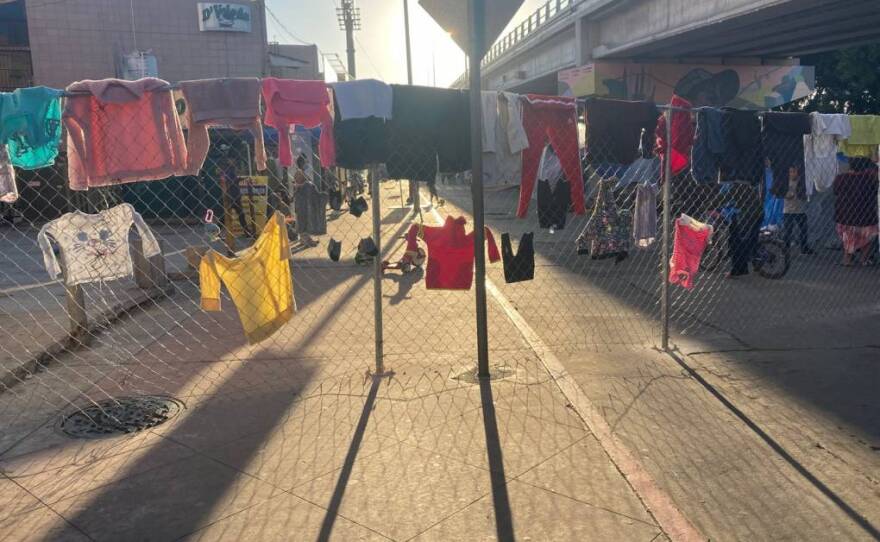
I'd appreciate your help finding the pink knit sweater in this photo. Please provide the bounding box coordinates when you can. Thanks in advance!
[63,78,187,190]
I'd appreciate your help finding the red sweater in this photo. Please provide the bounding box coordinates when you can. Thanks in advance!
[408,216,500,290]
[261,78,335,168]
[669,216,713,289]
[654,95,694,177]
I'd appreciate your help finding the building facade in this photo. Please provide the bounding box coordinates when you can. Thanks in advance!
[24,0,270,88]
[0,0,32,90]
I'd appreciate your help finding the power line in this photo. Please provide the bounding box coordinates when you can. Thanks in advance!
[264,3,310,44]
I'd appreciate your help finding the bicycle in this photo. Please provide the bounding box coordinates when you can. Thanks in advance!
[699,210,790,279]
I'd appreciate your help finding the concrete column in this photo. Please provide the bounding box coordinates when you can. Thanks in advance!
[574,16,593,66]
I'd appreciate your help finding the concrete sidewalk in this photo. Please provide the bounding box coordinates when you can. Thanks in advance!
[0,182,667,541]
[434,182,880,541]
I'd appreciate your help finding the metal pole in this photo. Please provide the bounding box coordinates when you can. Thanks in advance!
[370,166,384,373]
[402,0,419,212]
[660,106,672,351]
[468,0,489,377]
[403,0,413,85]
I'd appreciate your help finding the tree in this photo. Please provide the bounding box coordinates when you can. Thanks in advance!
[792,45,880,114]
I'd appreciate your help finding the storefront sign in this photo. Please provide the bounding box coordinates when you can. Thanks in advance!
[198,3,252,33]
[225,176,268,237]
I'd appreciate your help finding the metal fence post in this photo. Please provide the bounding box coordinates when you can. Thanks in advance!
[660,106,672,351]
[371,166,385,374]
[469,0,489,378]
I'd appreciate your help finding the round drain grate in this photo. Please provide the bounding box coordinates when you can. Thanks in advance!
[452,365,517,384]
[58,395,184,439]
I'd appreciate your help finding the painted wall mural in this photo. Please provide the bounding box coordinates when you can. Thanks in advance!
[559,62,815,109]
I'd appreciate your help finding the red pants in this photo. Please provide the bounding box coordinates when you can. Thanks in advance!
[517,95,585,218]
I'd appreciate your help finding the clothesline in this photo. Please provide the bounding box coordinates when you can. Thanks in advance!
[60,83,179,98]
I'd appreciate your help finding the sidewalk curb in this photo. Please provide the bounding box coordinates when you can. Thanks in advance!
[0,285,174,393]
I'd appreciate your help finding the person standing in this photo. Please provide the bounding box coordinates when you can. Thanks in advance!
[782,165,813,254]
[220,154,254,238]
[727,182,764,277]
[293,154,318,247]
[833,157,879,266]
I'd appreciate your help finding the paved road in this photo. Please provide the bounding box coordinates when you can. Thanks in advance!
[0,180,877,541]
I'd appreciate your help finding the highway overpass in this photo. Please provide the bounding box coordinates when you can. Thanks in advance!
[455,0,880,101]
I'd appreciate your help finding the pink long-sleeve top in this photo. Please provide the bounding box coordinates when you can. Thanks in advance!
[63,78,187,191]
[261,78,335,168]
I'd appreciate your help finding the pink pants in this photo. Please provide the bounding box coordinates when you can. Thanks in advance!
[517,95,585,218]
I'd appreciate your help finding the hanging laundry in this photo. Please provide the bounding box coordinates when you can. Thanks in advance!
[803,113,850,194]
[633,183,658,248]
[537,145,564,186]
[691,107,762,184]
[584,97,659,166]
[576,178,630,261]
[407,216,500,290]
[720,108,763,184]
[691,107,724,183]
[37,203,161,286]
[179,78,266,176]
[762,112,811,198]
[262,78,335,168]
[536,179,570,230]
[330,79,392,120]
[654,95,694,177]
[838,115,880,158]
[669,214,713,290]
[331,79,392,169]
[386,85,470,182]
[0,86,63,169]
[501,232,534,284]
[294,181,327,235]
[518,94,585,218]
[0,146,18,203]
[64,78,187,191]
[200,212,293,344]
[482,91,529,187]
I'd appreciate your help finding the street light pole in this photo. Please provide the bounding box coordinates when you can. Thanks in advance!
[402,0,419,212]
[403,0,413,85]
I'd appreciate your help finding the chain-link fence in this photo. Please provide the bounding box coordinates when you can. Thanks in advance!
[0,81,878,540]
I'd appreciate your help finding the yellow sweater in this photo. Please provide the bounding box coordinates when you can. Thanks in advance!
[200,212,294,344]
[839,115,880,158]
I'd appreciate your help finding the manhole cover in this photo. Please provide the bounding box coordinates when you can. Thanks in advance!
[452,366,517,384]
[57,395,184,439]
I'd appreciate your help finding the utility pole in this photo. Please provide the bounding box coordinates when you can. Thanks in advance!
[403,0,413,84]
[402,0,419,212]
[337,0,360,79]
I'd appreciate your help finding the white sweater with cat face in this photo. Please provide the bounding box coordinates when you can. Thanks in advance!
[38,203,161,286]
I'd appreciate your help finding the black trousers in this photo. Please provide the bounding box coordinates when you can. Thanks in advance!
[783,213,809,250]
[537,179,570,230]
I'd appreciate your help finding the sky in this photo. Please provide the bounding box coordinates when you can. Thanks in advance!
[264,0,547,87]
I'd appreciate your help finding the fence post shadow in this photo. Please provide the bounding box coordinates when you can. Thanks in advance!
[317,373,385,542]
[479,375,516,542]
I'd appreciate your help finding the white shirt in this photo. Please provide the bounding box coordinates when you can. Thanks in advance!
[805,113,852,193]
[482,92,529,186]
[38,203,161,286]
[330,79,392,120]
